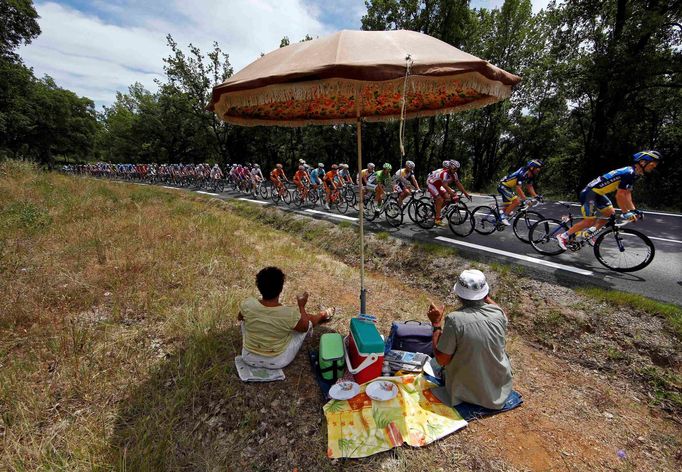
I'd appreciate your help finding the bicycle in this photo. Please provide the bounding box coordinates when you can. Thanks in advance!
[364,190,403,227]
[413,192,474,237]
[528,208,655,272]
[470,195,544,243]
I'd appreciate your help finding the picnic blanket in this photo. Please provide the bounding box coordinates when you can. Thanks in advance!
[323,374,467,458]
[234,356,285,382]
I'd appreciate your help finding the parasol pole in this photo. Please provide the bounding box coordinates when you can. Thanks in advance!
[356,96,366,314]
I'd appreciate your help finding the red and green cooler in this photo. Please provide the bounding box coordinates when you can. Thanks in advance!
[345,318,384,384]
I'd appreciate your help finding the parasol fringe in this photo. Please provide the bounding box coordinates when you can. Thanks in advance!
[220,93,505,128]
[213,72,511,114]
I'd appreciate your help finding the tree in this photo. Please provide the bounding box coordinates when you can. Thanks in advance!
[161,35,233,163]
[0,0,40,60]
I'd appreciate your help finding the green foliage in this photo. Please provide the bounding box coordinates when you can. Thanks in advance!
[0,0,40,59]
[577,287,682,338]
[2,0,682,209]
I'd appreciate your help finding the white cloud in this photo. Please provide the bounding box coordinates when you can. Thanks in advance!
[19,1,332,109]
[19,0,549,109]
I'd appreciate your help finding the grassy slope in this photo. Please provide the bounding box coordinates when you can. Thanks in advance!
[1,162,680,471]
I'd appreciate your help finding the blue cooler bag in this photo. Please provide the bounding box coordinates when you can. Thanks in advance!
[385,320,433,356]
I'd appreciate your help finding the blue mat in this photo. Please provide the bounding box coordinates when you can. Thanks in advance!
[307,349,334,401]
[454,390,523,421]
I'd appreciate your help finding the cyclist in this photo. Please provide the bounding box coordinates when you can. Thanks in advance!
[293,164,311,203]
[367,163,394,215]
[394,160,421,206]
[426,160,471,226]
[338,164,353,185]
[497,159,543,226]
[210,163,223,181]
[556,150,661,250]
[323,164,341,210]
[270,163,289,200]
[358,163,376,187]
[250,164,263,194]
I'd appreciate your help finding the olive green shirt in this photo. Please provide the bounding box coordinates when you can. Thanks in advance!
[436,301,512,410]
[240,297,300,357]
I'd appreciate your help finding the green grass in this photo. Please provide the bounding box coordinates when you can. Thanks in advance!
[414,240,457,257]
[577,287,682,338]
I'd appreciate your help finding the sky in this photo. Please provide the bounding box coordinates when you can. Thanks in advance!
[19,1,549,110]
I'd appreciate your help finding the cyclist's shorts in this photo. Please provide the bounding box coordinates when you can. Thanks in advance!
[365,183,377,191]
[579,188,612,217]
[497,184,517,205]
[427,183,447,198]
[396,180,411,192]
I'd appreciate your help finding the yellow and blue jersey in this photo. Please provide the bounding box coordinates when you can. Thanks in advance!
[585,166,638,195]
[500,167,533,188]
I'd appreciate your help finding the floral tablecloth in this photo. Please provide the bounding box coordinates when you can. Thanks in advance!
[323,374,467,458]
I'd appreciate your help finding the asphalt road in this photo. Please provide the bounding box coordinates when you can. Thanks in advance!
[172,184,682,306]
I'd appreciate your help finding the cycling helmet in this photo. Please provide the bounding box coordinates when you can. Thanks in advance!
[442,160,450,168]
[405,160,415,169]
[527,159,543,168]
[331,164,338,169]
[342,163,349,169]
[633,150,661,163]
[276,163,283,169]
[299,159,306,164]
[318,162,324,168]
[254,164,260,169]
[383,163,392,171]
[368,163,375,169]
[449,160,461,169]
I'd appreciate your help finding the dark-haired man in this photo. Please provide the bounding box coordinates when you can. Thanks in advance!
[238,267,333,369]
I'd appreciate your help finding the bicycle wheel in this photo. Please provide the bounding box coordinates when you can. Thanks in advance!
[282,188,292,205]
[308,188,319,206]
[415,201,435,229]
[447,202,474,237]
[529,219,568,255]
[293,189,304,208]
[335,193,349,213]
[593,228,655,272]
[513,210,543,244]
[471,206,498,235]
[385,201,403,227]
[343,187,357,207]
[364,198,378,221]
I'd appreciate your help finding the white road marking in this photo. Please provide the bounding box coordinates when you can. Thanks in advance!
[162,186,182,190]
[196,191,219,196]
[238,198,268,205]
[648,236,682,244]
[435,236,595,276]
[305,209,358,221]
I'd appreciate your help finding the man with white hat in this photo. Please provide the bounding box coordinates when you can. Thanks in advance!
[426,269,513,410]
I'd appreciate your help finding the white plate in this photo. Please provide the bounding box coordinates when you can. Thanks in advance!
[366,380,399,401]
[329,381,360,400]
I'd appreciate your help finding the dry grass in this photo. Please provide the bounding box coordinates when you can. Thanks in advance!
[1,163,680,471]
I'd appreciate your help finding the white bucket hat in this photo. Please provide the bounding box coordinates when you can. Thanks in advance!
[453,269,489,300]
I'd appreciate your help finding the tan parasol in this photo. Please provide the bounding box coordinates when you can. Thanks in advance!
[209,29,521,312]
